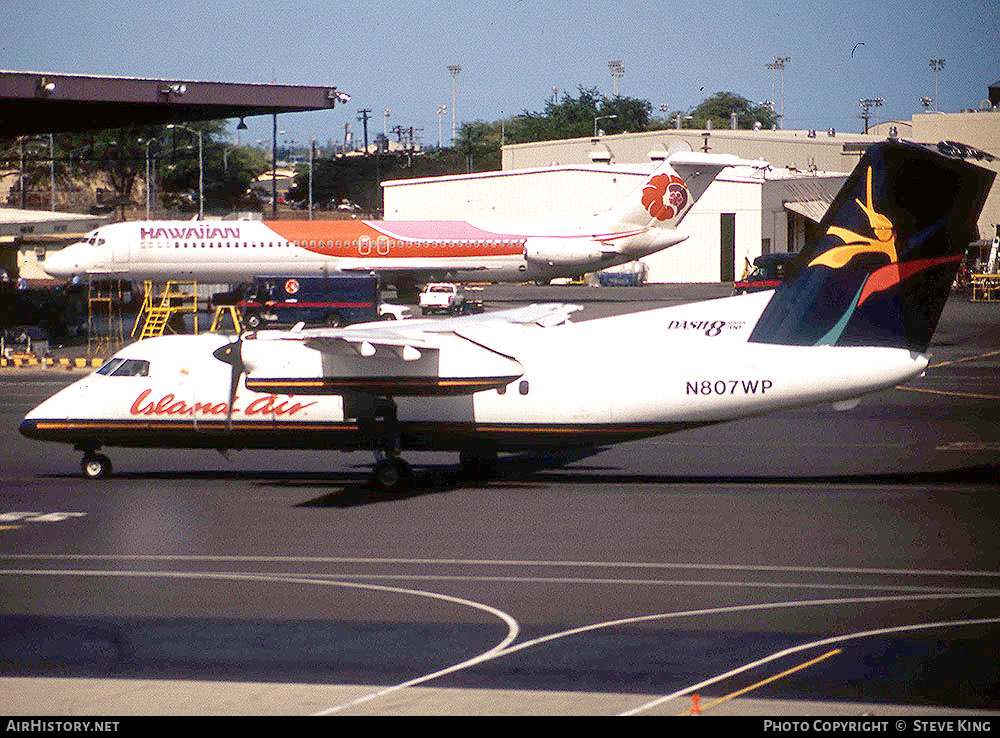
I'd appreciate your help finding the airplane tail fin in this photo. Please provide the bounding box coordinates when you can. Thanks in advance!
[748,140,995,352]
[599,152,767,231]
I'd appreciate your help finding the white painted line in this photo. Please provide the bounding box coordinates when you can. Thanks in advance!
[620,616,1000,716]
[2,568,997,715]
[0,568,519,717]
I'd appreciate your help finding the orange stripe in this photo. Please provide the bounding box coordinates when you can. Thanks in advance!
[264,221,525,259]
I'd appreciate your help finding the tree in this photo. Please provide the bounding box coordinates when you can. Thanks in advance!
[505,86,651,143]
[687,92,778,130]
[455,120,500,173]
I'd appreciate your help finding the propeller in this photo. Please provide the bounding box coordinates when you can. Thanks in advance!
[212,337,245,431]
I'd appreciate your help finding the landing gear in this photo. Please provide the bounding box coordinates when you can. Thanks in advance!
[80,452,112,480]
[353,395,414,494]
[394,280,420,304]
[372,455,413,494]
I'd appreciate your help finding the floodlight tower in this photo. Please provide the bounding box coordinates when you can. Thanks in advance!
[447,64,462,145]
[765,56,790,128]
[929,58,945,111]
[608,60,624,97]
[872,96,884,128]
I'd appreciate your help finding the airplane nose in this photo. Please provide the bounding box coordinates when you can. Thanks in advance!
[42,243,83,278]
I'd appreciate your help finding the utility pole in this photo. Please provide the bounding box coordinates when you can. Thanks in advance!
[357,109,371,155]
[859,98,874,133]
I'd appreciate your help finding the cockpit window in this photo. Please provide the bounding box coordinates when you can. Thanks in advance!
[97,358,149,377]
[96,358,125,375]
[111,359,149,377]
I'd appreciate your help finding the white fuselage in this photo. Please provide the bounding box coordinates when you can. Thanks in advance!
[21,292,928,455]
[41,219,683,285]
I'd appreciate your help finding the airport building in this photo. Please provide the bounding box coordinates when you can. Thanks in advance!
[383,144,850,283]
[384,107,999,283]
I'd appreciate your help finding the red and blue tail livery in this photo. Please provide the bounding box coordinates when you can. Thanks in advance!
[749,140,994,352]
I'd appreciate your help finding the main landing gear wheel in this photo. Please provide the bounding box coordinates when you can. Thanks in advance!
[372,457,413,494]
[81,453,112,480]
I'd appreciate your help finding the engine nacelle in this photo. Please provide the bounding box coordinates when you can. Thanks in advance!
[523,237,608,267]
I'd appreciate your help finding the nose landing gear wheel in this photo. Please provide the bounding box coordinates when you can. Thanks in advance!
[81,453,112,480]
[372,457,413,494]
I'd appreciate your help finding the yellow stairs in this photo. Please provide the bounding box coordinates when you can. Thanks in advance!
[137,307,172,339]
[132,281,199,339]
[209,305,243,333]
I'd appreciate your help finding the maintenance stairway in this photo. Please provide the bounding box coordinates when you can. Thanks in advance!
[132,281,200,340]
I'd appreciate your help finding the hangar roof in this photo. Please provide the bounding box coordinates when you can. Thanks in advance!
[0,70,349,137]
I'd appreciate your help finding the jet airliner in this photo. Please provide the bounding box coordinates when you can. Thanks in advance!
[42,152,763,294]
[21,141,994,492]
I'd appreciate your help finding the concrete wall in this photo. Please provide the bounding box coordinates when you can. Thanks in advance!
[502,128,881,173]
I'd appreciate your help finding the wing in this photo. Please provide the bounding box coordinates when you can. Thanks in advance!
[239,303,582,396]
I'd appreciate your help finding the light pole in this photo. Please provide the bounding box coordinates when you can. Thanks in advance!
[436,105,447,148]
[594,114,617,137]
[166,123,203,218]
[447,64,461,145]
[608,60,624,97]
[766,56,790,128]
[308,139,316,220]
[929,58,945,111]
[139,137,159,219]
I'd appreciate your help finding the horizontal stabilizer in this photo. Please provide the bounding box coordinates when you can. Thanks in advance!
[599,152,767,232]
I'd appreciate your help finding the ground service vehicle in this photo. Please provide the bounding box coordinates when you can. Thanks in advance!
[733,253,798,295]
[238,275,379,328]
[419,283,467,315]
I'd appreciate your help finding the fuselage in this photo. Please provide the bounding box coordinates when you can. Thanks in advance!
[42,218,682,285]
[20,291,928,455]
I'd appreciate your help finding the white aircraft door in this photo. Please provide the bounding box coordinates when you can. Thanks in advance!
[112,236,130,264]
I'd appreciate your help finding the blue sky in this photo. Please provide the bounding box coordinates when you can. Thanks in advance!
[4,0,998,150]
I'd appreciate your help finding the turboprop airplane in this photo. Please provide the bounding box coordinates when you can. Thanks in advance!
[21,140,994,492]
[41,152,762,295]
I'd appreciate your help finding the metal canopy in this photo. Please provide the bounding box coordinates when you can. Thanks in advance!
[0,70,349,136]
[783,198,833,224]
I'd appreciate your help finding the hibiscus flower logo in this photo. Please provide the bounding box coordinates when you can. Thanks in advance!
[641,174,688,221]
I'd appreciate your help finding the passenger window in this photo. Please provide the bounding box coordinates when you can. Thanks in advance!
[519,380,529,395]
